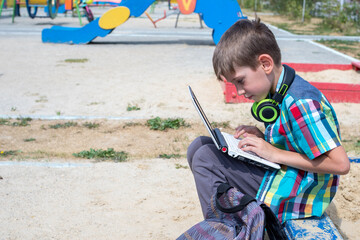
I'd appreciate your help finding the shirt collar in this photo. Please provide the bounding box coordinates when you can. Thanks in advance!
[275,66,285,92]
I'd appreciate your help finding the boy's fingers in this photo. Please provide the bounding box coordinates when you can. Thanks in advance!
[234,129,244,138]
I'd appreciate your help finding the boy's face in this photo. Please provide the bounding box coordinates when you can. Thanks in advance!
[222,64,272,102]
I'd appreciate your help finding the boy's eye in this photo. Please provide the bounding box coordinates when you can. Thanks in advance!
[237,79,244,84]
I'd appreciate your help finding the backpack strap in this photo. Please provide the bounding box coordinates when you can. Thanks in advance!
[261,203,287,240]
[215,183,256,214]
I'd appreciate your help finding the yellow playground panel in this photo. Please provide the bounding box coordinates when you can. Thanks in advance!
[1,0,25,8]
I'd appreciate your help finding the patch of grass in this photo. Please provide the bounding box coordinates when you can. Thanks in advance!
[123,122,143,128]
[175,163,189,169]
[1,117,33,127]
[316,39,360,59]
[35,96,48,103]
[49,121,78,129]
[65,58,88,63]
[0,118,10,125]
[88,102,104,106]
[0,150,19,157]
[127,104,141,111]
[146,117,189,131]
[24,138,36,142]
[83,122,100,129]
[342,139,360,155]
[159,153,182,159]
[13,117,32,126]
[73,148,128,162]
[211,121,230,129]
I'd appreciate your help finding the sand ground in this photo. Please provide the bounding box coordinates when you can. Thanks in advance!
[1,3,360,240]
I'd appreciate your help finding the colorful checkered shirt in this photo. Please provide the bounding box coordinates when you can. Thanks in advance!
[256,74,341,223]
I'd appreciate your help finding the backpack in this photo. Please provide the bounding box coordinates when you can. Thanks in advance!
[177,183,287,240]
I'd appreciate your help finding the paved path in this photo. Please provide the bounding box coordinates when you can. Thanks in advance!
[1,4,359,65]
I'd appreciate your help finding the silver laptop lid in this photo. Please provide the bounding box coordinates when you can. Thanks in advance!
[188,86,221,150]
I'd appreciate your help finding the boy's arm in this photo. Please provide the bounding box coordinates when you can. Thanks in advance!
[238,137,350,175]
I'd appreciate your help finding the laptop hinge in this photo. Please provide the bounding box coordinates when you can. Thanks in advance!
[214,128,228,153]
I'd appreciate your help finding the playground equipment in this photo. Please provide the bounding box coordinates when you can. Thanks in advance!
[42,0,247,44]
[0,0,21,22]
[0,0,94,23]
[26,0,60,18]
[64,0,94,25]
[0,0,62,20]
[42,6,129,43]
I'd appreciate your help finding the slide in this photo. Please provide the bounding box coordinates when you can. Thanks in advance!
[42,6,131,44]
[42,0,246,44]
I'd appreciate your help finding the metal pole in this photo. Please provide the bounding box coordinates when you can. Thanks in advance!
[340,0,344,11]
[302,0,306,22]
[12,0,16,22]
[0,0,6,17]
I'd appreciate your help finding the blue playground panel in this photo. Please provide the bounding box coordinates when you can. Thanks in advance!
[42,0,246,44]
[118,0,155,17]
[42,18,112,44]
[194,0,246,44]
[284,213,343,240]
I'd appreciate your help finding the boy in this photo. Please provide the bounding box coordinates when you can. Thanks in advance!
[187,19,350,223]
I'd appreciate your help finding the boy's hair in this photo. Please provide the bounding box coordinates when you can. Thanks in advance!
[213,18,281,80]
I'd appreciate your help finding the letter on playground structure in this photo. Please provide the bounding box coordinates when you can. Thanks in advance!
[177,0,196,14]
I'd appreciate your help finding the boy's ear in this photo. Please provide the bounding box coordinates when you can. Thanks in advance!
[258,54,274,74]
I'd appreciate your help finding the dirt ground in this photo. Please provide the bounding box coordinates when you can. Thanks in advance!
[1,3,360,240]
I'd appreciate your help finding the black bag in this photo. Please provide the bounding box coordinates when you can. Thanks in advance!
[177,183,287,240]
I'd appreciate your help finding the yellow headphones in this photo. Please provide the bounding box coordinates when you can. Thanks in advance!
[251,64,295,124]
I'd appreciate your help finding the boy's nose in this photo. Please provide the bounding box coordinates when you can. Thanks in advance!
[237,88,245,96]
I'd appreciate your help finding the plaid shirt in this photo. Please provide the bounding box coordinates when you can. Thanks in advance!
[256,74,341,223]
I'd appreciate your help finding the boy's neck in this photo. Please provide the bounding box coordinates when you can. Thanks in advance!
[270,65,284,94]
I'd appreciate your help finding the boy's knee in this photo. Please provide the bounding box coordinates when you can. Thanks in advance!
[191,144,219,171]
[187,136,213,169]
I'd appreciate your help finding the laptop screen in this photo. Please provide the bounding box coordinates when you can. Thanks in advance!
[188,86,220,149]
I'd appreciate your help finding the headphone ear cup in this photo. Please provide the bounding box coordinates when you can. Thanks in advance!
[251,102,262,122]
[256,101,280,123]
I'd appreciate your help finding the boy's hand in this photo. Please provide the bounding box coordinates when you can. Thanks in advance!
[234,125,264,139]
[238,136,279,163]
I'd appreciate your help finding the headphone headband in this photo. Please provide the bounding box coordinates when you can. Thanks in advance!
[271,64,295,106]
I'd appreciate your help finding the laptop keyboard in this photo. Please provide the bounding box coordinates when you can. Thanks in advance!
[221,132,270,164]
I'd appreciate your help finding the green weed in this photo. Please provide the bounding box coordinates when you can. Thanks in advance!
[65,58,88,63]
[147,117,189,131]
[0,118,10,125]
[49,121,78,129]
[316,39,360,60]
[83,122,100,129]
[175,163,189,169]
[211,121,230,129]
[0,150,19,157]
[342,139,360,155]
[12,117,32,126]
[1,117,33,127]
[24,138,36,142]
[73,148,128,162]
[159,153,182,159]
[127,104,141,111]
[123,122,143,128]
[35,96,48,103]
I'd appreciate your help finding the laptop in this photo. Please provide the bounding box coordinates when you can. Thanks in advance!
[188,86,280,171]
